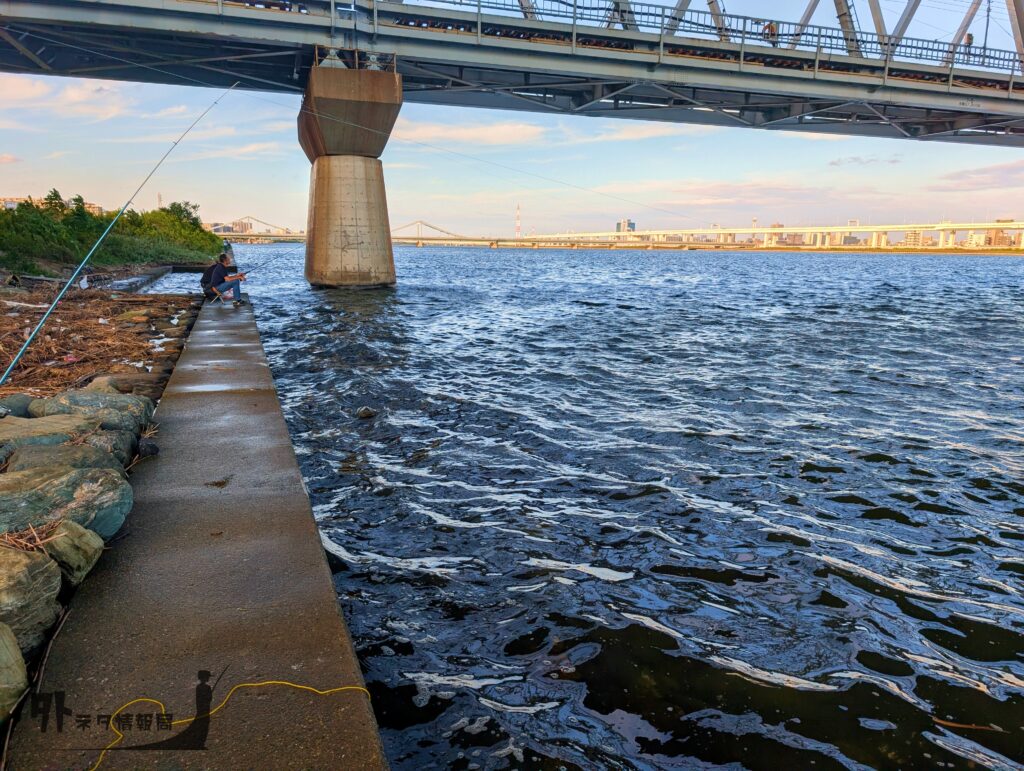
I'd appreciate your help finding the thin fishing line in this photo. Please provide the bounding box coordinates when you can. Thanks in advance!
[0,82,239,387]
[7,25,704,223]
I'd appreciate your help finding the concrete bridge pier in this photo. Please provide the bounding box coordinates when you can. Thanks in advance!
[298,64,402,287]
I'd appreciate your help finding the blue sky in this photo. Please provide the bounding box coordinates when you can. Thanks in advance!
[1,0,1022,236]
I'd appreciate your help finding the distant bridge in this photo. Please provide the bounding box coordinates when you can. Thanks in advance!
[217,218,1024,249]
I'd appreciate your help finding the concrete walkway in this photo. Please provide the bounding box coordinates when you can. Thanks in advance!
[10,301,387,769]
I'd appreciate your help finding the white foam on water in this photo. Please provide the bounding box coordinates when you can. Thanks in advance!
[478,697,560,714]
[524,558,634,582]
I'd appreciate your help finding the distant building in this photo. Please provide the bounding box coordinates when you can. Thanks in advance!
[230,219,252,234]
[903,230,923,247]
[615,218,636,233]
[765,222,784,247]
[1,196,102,214]
[0,197,31,210]
[965,231,988,248]
[987,219,1014,247]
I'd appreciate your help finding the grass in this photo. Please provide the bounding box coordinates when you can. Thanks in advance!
[0,192,222,276]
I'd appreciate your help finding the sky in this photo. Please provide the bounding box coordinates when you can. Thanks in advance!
[1,0,1022,237]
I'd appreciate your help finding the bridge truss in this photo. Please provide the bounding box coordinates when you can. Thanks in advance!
[2,0,1024,144]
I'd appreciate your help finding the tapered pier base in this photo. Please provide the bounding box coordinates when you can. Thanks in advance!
[305,155,395,287]
[298,65,402,287]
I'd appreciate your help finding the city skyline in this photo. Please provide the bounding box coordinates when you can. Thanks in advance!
[3,67,1024,236]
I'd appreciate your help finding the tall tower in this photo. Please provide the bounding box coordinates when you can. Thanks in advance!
[515,204,521,240]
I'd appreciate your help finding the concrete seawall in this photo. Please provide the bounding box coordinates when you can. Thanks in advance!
[10,301,386,769]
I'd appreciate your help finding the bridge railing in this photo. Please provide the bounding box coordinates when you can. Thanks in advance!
[387,0,1023,74]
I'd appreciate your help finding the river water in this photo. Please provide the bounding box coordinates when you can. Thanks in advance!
[152,246,1024,770]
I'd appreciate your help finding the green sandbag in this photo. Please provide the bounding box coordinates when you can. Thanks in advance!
[0,623,28,721]
[28,390,155,433]
[0,466,132,541]
[45,520,104,586]
[83,430,137,466]
[0,548,61,653]
[0,394,33,418]
[6,444,125,474]
[0,414,100,457]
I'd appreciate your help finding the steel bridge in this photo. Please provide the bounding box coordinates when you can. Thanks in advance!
[3,0,1024,145]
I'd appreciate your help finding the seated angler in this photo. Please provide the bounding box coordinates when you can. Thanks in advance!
[200,253,248,306]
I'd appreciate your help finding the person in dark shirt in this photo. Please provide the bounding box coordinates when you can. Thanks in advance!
[200,253,247,306]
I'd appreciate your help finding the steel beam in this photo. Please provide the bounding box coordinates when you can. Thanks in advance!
[944,0,982,64]
[706,0,729,42]
[517,0,539,21]
[788,0,821,49]
[833,0,862,56]
[664,0,692,36]
[605,0,639,31]
[1008,0,1024,70]
[0,27,51,69]
[865,0,887,40]
[888,0,922,50]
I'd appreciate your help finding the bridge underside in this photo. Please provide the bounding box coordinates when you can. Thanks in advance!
[2,0,1024,146]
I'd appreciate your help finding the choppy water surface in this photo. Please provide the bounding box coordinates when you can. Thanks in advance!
[155,246,1024,769]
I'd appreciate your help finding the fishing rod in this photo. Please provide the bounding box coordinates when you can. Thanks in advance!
[236,243,306,277]
[209,244,305,303]
[0,82,239,387]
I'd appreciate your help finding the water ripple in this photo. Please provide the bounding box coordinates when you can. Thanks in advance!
[154,247,1024,769]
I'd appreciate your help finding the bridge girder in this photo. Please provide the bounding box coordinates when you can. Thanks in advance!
[1,0,1024,147]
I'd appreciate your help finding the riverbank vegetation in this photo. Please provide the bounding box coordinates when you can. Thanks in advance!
[0,191,222,275]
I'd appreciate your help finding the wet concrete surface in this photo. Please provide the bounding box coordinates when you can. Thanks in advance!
[9,300,387,769]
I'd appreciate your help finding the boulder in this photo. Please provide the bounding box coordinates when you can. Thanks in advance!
[0,623,28,722]
[83,430,137,466]
[0,548,61,652]
[29,401,137,434]
[45,520,104,586]
[0,414,100,458]
[0,393,34,418]
[6,444,124,474]
[0,467,132,540]
[29,389,154,425]
[86,373,167,403]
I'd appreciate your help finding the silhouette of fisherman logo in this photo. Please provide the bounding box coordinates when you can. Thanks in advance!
[101,666,227,752]
[126,668,219,751]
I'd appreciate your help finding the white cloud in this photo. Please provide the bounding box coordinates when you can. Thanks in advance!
[182,141,283,160]
[145,105,189,119]
[51,81,131,121]
[0,74,132,122]
[0,75,53,104]
[567,122,720,143]
[111,125,239,143]
[0,154,20,164]
[259,119,296,132]
[928,159,1024,192]
[44,151,71,160]
[392,117,547,146]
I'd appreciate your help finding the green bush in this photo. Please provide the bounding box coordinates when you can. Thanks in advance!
[0,191,222,275]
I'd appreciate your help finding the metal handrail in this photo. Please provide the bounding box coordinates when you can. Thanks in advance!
[198,0,1024,75]
[382,0,1024,74]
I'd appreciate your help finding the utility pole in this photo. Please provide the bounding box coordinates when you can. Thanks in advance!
[515,203,522,239]
[984,0,991,52]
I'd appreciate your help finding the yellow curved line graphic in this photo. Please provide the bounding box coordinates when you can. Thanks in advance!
[88,680,371,771]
